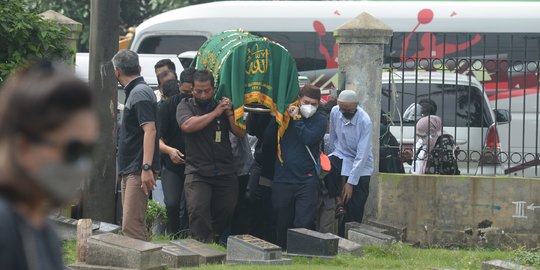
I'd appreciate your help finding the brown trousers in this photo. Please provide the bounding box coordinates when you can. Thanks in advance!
[121,173,156,241]
[184,173,238,243]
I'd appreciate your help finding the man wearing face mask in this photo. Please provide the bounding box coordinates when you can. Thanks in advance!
[0,60,98,269]
[272,84,327,249]
[327,90,373,237]
[113,50,160,241]
[157,68,195,237]
[176,70,246,243]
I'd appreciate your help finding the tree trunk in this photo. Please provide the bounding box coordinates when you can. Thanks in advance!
[82,0,120,223]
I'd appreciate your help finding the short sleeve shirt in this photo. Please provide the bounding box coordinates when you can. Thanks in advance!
[159,93,190,174]
[118,77,160,175]
[176,98,235,176]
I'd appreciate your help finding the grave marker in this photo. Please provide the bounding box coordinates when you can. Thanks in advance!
[157,242,200,268]
[85,233,164,269]
[286,228,339,258]
[226,235,292,265]
[348,227,395,247]
[171,239,226,264]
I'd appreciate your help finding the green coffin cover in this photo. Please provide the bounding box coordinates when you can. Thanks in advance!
[195,30,300,161]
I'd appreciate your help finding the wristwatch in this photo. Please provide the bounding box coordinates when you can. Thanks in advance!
[142,163,152,171]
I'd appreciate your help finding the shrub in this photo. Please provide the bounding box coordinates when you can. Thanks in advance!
[0,0,69,81]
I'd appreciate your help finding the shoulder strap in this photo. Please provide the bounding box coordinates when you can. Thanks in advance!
[305,145,318,166]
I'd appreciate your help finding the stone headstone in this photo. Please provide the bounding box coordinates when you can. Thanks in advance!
[366,219,407,241]
[344,222,388,239]
[77,219,93,262]
[226,235,292,265]
[326,233,363,256]
[171,239,226,264]
[68,263,141,270]
[481,260,535,270]
[348,227,395,247]
[286,228,339,258]
[85,233,164,269]
[156,242,200,268]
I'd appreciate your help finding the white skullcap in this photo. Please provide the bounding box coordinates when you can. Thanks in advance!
[337,90,359,103]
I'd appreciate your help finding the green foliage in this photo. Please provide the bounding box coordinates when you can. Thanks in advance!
[146,199,168,225]
[23,0,191,52]
[515,250,540,267]
[0,0,69,81]
[62,240,76,265]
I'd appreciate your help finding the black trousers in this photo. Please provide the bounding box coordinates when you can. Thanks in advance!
[218,174,251,246]
[184,173,238,243]
[325,155,345,198]
[272,181,319,249]
[338,175,371,237]
[248,162,276,244]
[161,167,188,237]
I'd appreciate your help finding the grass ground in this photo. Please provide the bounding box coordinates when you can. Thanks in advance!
[63,239,534,270]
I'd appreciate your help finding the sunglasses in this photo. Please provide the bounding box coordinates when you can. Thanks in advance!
[34,137,95,163]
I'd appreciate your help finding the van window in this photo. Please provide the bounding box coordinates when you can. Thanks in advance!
[138,35,207,54]
[382,83,493,128]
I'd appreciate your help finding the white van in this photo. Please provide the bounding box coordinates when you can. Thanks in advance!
[383,70,509,175]
[129,1,540,176]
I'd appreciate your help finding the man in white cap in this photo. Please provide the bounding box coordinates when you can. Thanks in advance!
[327,90,373,237]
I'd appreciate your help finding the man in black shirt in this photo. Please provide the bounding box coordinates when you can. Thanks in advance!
[176,70,245,243]
[113,50,160,241]
[158,68,194,237]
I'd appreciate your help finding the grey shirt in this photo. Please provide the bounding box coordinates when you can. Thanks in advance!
[176,98,236,177]
[117,77,160,175]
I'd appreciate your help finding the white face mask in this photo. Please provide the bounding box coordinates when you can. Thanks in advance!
[300,104,317,119]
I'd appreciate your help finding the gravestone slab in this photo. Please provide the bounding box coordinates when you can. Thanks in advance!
[157,242,200,268]
[171,239,226,264]
[481,260,535,270]
[366,219,407,241]
[50,216,100,240]
[226,235,292,265]
[86,233,164,269]
[68,263,165,270]
[344,222,388,239]
[326,233,363,256]
[286,228,339,258]
[348,227,395,247]
[50,216,119,240]
[94,221,121,235]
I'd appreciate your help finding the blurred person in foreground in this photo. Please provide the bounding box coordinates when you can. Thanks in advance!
[0,60,98,269]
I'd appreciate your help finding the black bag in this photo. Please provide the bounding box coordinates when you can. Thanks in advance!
[425,134,460,175]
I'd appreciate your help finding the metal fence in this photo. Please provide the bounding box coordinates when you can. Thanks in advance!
[381,32,540,177]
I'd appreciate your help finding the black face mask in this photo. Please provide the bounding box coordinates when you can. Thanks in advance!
[196,98,214,114]
[342,110,357,120]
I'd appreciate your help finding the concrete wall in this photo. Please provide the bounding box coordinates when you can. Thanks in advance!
[376,173,540,249]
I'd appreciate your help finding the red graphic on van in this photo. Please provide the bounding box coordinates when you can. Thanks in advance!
[401,8,481,61]
[311,9,539,100]
[313,20,338,69]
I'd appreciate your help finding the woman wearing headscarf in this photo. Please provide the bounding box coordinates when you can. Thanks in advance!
[412,114,459,175]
